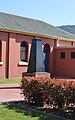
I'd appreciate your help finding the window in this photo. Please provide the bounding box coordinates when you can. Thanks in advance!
[71,52,75,58]
[44,44,50,53]
[71,41,73,46]
[60,52,65,59]
[20,41,28,62]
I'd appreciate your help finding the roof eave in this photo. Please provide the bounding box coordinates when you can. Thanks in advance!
[0,28,75,42]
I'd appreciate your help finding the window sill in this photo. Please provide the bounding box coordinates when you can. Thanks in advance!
[0,62,3,65]
[18,61,28,66]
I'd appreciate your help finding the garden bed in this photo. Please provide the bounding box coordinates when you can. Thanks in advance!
[3,101,75,120]
[20,76,75,119]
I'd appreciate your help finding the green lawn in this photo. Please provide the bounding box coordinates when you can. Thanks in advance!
[0,104,57,120]
[0,78,21,84]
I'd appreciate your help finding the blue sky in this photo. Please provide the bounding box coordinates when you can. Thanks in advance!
[0,0,75,26]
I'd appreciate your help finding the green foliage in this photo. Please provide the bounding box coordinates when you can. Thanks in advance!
[21,77,75,109]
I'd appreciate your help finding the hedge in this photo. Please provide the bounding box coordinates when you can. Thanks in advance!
[21,76,75,108]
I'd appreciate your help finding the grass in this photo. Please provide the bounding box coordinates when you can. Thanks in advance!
[0,104,57,120]
[0,78,21,84]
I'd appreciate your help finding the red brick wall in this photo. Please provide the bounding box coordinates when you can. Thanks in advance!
[8,33,33,78]
[58,40,72,46]
[54,48,75,78]
[8,35,56,78]
[0,32,8,78]
[0,30,75,78]
[43,38,54,75]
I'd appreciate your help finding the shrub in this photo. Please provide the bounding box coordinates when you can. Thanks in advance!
[21,76,75,108]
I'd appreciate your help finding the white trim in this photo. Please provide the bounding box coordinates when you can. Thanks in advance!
[18,61,28,66]
[0,62,3,65]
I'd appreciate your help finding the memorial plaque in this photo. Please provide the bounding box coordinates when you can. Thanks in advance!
[22,39,50,78]
[27,39,45,73]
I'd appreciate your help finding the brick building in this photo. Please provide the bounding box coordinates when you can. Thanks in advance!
[0,12,75,78]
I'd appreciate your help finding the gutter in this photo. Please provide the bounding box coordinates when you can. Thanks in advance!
[0,28,75,42]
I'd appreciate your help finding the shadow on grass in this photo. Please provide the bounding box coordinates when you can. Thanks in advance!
[4,101,75,120]
[5,102,56,120]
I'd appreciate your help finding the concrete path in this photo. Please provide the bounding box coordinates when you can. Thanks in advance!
[0,79,75,104]
[0,83,24,103]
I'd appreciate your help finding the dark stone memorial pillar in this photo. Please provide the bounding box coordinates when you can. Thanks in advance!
[22,39,50,77]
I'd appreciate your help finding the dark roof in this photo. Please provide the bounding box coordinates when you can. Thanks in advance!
[0,12,75,39]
